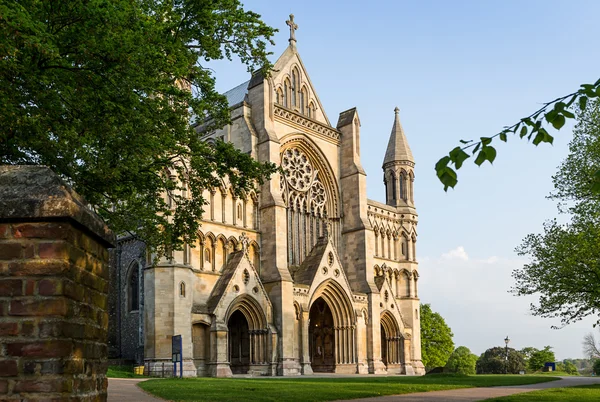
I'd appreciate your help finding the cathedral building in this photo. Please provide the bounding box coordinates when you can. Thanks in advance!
[108,15,424,377]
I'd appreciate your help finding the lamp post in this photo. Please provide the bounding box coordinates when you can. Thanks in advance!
[504,336,510,374]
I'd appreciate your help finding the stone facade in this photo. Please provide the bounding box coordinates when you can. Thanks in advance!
[0,166,114,401]
[109,18,425,377]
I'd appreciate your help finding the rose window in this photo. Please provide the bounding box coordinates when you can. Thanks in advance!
[282,148,313,192]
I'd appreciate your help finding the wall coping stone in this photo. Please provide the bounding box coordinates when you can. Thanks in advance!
[0,165,115,247]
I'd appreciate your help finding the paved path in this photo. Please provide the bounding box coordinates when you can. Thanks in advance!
[107,378,165,402]
[336,376,600,402]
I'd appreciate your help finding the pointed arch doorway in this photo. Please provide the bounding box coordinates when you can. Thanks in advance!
[380,311,404,373]
[228,310,250,374]
[309,297,335,372]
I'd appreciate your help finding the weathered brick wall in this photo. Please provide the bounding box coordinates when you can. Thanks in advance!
[0,166,114,401]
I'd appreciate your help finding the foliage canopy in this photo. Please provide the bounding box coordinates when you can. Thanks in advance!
[476,347,526,374]
[528,346,555,372]
[0,0,278,254]
[444,346,477,375]
[420,303,454,370]
[512,101,600,326]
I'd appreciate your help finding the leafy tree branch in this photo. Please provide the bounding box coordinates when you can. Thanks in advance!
[436,79,600,190]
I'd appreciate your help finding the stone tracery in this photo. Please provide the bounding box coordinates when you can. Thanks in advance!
[280,146,338,265]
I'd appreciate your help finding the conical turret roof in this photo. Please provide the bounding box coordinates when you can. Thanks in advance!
[383,107,414,167]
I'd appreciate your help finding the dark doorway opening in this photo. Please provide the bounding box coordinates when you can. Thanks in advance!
[228,310,250,374]
[381,324,388,366]
[309,297,335,372]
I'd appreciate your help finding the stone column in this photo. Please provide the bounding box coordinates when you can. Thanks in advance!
[403,338,415,375]
[208,321,232,377]
[300,312,313,374]
[0,166,115,401]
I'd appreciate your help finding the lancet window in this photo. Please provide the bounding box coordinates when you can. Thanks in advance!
[280,147,338,266]
[400,171,407,201]
[291,69,299,108]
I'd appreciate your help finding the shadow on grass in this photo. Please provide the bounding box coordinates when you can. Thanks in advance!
[138,374,560,402]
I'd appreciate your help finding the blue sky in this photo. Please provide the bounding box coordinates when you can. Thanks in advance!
[210,1,600,359]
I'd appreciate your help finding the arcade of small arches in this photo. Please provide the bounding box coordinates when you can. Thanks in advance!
[384,168,414,204]
[374,265,419,299]
[373,226,417,262]
[203,188,260,230]
[182,231,260,273]
[275,65,317,118]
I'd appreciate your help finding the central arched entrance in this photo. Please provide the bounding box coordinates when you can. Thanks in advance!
[228,310,250,374]
[309,297,335,372]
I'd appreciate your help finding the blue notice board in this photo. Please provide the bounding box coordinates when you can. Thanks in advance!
[172,335,183,378]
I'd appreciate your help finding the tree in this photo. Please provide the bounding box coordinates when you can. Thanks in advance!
[583,329,600,359]
[445,346,477,375]
[420,304,454,370]
[512,100,600,326]
[0,1,278,255]
[593,359,600,375]
[519,347,538,366]
[435,79,600,191]
[476,347,526,374]
[563,361,579,375]
[528,346,556,372]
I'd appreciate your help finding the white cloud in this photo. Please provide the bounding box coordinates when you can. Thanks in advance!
[441,246,469,261]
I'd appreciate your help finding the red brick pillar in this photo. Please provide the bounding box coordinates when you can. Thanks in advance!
[0,166,115,401]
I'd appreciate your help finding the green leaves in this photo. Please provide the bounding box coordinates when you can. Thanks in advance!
[436,80,600,191]
[474,145,496,166]
[0,0,277,256]
[421,304,455,370]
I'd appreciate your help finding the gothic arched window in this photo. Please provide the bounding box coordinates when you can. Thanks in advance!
[280,147,334,266]
[291,69,298,108]
[179,281,186,297]
[300,87,307,115]
[391,172,397,202]
[400,172,407,201]
[128,263,140,312]
[284,79,291,108]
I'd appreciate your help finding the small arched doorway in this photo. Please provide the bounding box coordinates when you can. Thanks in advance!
[309,297,335,372]
[228,310,250,374]
[380,311,404,372]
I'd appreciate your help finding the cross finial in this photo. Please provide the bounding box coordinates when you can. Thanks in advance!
[286,14,298,45]
[394,106,399,115]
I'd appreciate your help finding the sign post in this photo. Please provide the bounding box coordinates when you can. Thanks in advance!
[172,335,183,378]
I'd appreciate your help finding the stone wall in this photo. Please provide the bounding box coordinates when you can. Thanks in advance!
[107,237,145,364]
[0,166,114,401]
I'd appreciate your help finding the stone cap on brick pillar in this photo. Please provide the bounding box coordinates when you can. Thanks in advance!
[0,165,115,247]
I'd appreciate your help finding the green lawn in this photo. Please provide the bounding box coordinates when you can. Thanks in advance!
[138,374,559,402]
[107,365,145,378]
[484,384,600,401]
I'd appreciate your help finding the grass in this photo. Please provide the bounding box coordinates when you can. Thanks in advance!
[107,365,145,378]
[484,384,600,401]
[138,374,560,402]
